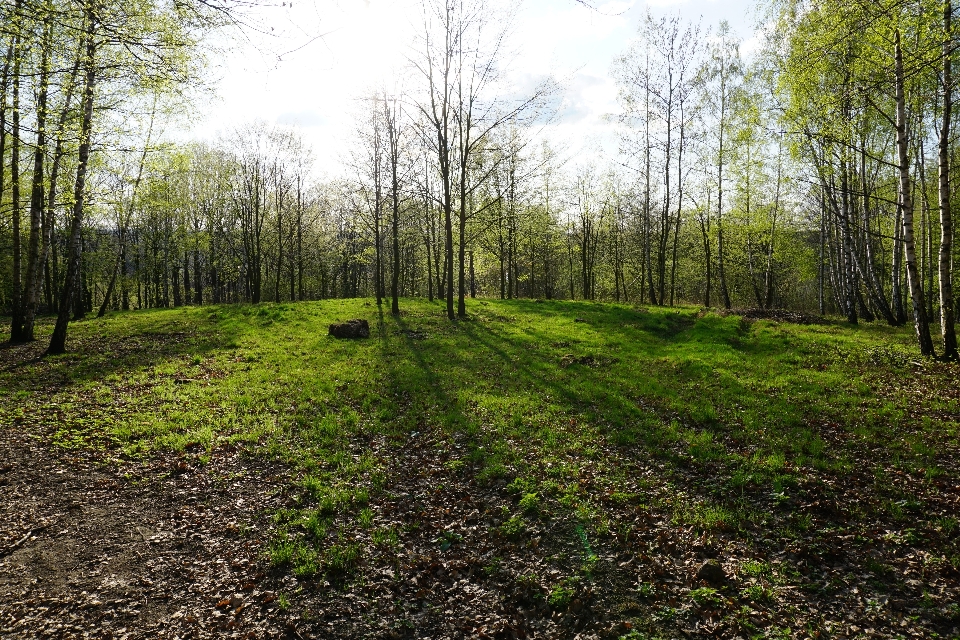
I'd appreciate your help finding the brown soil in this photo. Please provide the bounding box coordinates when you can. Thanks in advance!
[5,419,958,639]
[0,428,294,639]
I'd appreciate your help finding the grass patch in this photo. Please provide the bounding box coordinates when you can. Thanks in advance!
[3,298,956,637]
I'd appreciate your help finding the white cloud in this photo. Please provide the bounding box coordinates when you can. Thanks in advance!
[188,0,758,176]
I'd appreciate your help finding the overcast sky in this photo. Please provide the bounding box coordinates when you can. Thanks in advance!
[189,0,761,176]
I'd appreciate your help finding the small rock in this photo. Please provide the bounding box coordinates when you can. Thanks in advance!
[328,319,370,339]
[695,559,727,584]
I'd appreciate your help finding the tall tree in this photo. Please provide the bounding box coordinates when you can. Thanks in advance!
[938,0,957,359]
[383,91,407,316]
[8,0,24,342]
[707,21,742,310]
[48,0,97,355]
[894,27,935,355]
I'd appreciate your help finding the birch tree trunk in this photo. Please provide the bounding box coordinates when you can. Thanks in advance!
[940,0,958,360]
[894,29,935,356]
[892,196,906,323]
[48,6,96,356]
[0,41,10,328]
[840,158,858,323]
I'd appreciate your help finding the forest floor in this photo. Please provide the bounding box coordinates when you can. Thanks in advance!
[0,299,959,640]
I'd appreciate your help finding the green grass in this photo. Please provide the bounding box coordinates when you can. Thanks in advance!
[548,581,575,609]
[2,297,956,593]
[0,298,942,488]
[689,586,723,606]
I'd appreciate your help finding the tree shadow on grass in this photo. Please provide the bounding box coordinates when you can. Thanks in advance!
[457,317,674,436]
[375,306,472,436]
[0,308,242,397]
[373,300,685,458]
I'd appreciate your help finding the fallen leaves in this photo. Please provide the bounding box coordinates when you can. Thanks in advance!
[0,426,295,639]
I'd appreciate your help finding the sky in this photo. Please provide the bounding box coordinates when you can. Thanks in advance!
[188,0,761,177]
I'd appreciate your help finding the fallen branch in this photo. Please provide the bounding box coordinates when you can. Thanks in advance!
[0,522,55,559]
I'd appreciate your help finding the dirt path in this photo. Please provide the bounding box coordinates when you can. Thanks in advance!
[0,428,295,639]
[0,424,635,640]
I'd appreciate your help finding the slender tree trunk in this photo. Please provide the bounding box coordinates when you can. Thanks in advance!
[171,256,182,307]
[892,195,906,323]
[763,136,782,309]
[499,227,506,299]
[184,250,192,305]
[658,76,673,306]
[210,232,219,304]
[271,162,287,304]
[506,215,513,299]
[828,214,844,312]
[670,108,685,307]
[437,129,453,317]
[424,168,434,303]
[457,190,467,317]
[48,8,96,355]
[276,190,283,304]
[445,203,454,318]
[9,17,24,342]
[23,15,53,339]
[716,63,731,310]
[44,255,52,312]
[291,181,299,301]
[895,29,935,355]
[0,42,9,321]
[717,118,730,310]
[701,190,712,307]
[644,55,656,305]
[425,236,433,301]
[819,191,826,314]
[194,246,202,304]
[390,185,400,315]
[918,129,933,320]
[840,159,858,323]
[371,210,381,304]
[581,219,590,300]
[940,0,958,359]
[385,97,402,316]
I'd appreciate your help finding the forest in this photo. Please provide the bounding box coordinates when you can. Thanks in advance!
[2,0,959,358]
[1,0,960,638]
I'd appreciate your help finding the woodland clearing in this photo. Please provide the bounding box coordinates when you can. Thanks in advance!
[1,299,959,639]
